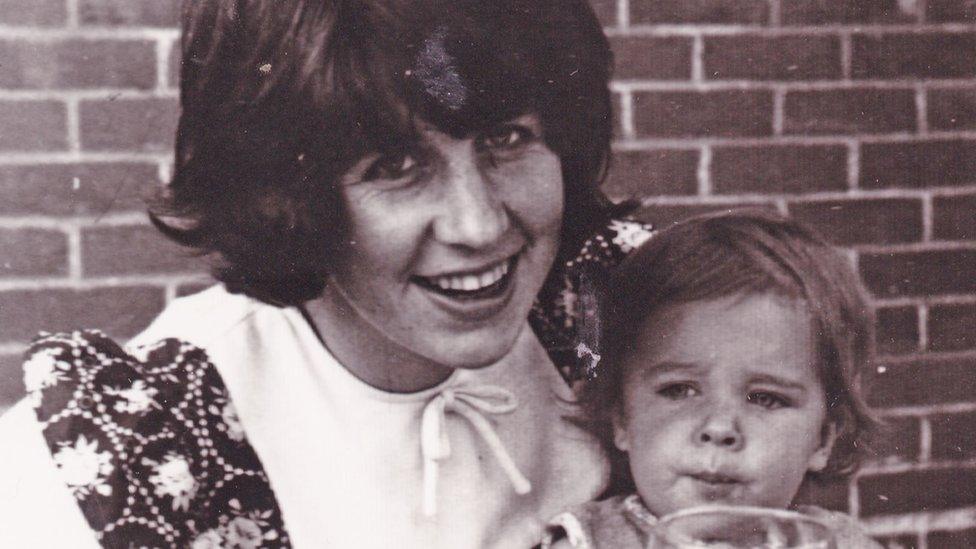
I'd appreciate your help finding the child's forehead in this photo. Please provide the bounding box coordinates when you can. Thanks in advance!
[624,293,820,381]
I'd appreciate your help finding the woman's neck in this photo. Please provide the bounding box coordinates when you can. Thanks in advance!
[302,286,455,393]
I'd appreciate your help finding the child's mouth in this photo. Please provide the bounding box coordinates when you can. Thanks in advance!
[689,472,741,485]
[687,472,744,501]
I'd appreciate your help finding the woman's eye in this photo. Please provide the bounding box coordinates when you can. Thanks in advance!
[479,125,534,151]
[363,152,419,181]
[747,391,790,410]
[657,383,699,400]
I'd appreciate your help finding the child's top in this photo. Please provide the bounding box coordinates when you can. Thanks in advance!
[541,494,884,549]
[0,285,609,548]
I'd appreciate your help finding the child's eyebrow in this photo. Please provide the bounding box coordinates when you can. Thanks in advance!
[747,373,809,393]
[636,361,702,379]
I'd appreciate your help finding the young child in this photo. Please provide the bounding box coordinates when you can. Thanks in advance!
[544,211,882,548]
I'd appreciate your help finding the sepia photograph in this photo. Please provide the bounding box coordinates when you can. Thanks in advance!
[0,0,974,547]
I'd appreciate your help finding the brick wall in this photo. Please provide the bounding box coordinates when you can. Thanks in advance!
[0,0,974,546]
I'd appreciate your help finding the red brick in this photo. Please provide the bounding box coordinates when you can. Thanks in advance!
[703,36,841,81]
[929,528,976,548]
[852,33,976,79]
[712,144,847,194]
[0,229,68,277]
[0,163,160,216]
[610,37,692,80]
[930,411,976,460]
[633,91,773,138]
[782,0,916,24]
[81,225,206,276]
[869,357,976,407]
[788,198,922,246]
[928,303,976,352]
[875,534,920,549]
[793,479,849,512]
[865,416,920,463]
[0,100,67,151]
[858,468,976,515]
[928,88,976,131]
[783,89,916,135]
[604,149,699,198]
[0,0,67,26]
[79,0,181,27]
[0,39,156,89]
[588,0,617,27]
[860,249,976,298]
[79,98,178,152]
[0,286,165,342]
[860,140,976,189]
[0,352,24,411]
[875,306,919,355]
[636,203,775,229]
[926,0,976,22]
[631,0,768,24]
[933,194,976,241]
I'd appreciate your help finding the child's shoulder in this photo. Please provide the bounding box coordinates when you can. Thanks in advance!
[795,505,884,548]
[543,495,652,549]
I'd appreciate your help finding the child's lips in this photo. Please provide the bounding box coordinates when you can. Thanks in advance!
[684,471,748,501]
[688,471,743,485]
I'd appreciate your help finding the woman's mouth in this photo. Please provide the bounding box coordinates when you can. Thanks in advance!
[413,256,517,301]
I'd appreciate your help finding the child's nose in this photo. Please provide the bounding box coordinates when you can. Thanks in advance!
[694,414,744,451]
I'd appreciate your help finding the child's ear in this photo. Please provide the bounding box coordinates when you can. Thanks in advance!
[807,422,837,473]
[611,410,629,452]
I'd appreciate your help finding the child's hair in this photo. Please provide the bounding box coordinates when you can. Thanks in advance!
[583,209,879,483]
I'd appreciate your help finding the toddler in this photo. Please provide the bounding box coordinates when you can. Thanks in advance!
[544,211,882,548]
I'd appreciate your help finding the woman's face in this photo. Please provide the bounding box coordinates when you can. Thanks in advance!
[316,113,563,391]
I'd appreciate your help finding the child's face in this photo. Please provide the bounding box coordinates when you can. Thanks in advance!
[613,292,834,517]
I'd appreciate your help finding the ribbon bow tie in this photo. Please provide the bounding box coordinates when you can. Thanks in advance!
[420,384,532,517]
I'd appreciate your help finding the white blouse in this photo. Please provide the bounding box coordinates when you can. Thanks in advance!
[0,286,608,548]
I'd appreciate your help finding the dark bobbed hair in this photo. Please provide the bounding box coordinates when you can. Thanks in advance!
[151,0,624,305]
[583,210,879,484]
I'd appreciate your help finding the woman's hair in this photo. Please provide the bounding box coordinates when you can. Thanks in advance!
[583,210,879,483]
[151,0,622,305]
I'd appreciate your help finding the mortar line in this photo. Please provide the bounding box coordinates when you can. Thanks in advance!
[919,416,933,463]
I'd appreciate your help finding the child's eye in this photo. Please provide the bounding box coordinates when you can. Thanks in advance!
[477,124,536,152]
[657,383,699,400]
[747,391,791,410]
[363,151,420,181]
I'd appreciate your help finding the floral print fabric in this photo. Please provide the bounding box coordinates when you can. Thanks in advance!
[25,331,290,548]
[23,218,652,548]
[530,218,654,382]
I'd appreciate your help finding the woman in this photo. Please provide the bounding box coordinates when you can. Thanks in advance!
[0,0,651,547]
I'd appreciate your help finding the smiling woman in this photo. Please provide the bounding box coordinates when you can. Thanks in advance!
[0,0,652,548]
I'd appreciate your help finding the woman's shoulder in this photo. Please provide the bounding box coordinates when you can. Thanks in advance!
[12,328,291,547]
[126,284,265,349]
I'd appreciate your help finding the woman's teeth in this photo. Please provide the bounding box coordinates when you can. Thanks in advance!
[431,261,510,292]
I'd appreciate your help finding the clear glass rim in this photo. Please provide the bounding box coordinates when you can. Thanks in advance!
[655,505,833,546]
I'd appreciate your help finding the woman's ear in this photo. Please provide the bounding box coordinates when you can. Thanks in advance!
[612,410,629,452]
[807,422,837,473]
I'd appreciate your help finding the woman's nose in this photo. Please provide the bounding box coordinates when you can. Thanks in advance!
[693,412,744,451]
[432,155,510,249]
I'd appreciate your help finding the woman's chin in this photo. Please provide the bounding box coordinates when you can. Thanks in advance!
[426,323,527,371]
